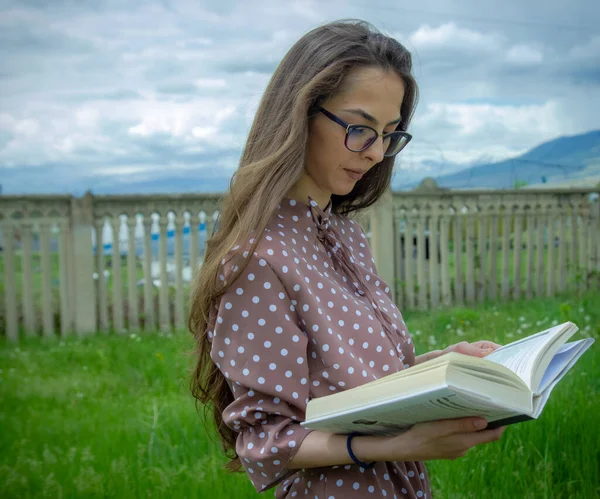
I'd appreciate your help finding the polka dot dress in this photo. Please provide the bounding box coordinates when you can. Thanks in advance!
[207,195,431,498]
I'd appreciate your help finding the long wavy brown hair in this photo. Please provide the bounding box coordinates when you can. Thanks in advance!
[188,18,419,472]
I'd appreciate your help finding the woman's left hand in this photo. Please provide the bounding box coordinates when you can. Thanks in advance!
[415,340,503,365]
[441,340,503,358]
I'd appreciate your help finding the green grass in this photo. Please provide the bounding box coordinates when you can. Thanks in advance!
[0,292,599,498]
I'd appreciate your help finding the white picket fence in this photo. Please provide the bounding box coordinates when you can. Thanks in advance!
[1,182,599,341]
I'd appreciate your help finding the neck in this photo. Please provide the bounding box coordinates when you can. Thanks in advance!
[286,174,331,210]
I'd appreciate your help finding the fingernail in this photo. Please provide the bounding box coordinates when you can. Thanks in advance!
[474,419,487,430]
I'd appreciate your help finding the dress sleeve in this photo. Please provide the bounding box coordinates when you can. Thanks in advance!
[208,253,315,493]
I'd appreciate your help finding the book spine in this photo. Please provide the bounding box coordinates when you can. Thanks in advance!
[485,414,535,429]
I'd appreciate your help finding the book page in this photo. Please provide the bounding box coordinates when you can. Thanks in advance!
[301,390,523,436]
[302,363,534,436]
[534,338,594,401]
[484,323,574,388]
[484,330,553,387]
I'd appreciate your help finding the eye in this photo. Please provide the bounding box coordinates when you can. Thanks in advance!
[348,126,370,136]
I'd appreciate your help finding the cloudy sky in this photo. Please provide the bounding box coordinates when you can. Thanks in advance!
[1,0,599,194]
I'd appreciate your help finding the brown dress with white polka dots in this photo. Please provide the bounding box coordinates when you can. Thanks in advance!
[207,195,431,498]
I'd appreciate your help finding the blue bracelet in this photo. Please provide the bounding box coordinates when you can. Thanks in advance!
[347,432,376,469]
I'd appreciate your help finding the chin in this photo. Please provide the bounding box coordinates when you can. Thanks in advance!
[332,184,356,196]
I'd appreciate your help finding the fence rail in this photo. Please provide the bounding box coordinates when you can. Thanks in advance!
[379,183,600,312]
[1,181,599,341]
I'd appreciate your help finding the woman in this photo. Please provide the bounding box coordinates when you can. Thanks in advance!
[189,19,505,498]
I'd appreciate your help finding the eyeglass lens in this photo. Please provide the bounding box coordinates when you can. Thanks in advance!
[347,126,409,156]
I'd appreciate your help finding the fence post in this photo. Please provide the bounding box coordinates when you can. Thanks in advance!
[71,191,97,334]
[369,186,396,300]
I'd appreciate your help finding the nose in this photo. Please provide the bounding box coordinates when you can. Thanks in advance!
[362,135,386,163]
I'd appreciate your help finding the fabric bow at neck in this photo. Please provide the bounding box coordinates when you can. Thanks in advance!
[307,196,405,356]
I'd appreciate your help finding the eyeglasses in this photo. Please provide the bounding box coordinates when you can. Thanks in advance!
[317,106,412,157]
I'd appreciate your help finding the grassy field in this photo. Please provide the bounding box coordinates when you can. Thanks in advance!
[0,292,598,498]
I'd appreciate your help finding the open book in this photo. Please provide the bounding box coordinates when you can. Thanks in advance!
[300,322,594,436]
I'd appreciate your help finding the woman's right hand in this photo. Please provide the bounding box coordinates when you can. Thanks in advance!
[382,417,506,461]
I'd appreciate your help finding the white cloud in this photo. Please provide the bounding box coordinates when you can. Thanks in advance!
[413,100,563,163]
[0,0,599,193]
[126,100,237,138]
[422,101,560,136]
[506,44,544,65]
[191,126,219,139]
[91,165,157,176]
[75,108,100,128]
[408,22,503,53]
[195,78,228,89]
[0,113,40,136]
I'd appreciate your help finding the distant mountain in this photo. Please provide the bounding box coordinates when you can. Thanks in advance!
[3,130,598,195]
[0,165,234,196]
[88,174,232,195]
[402,129,600,190]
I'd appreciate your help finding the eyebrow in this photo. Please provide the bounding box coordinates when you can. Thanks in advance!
[342,108,402,126]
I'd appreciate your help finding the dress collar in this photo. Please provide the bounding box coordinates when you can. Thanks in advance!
[278,193,407,356]
[279,195,333,233]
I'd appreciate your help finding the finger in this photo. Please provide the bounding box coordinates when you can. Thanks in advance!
[451,342,491,358]
[471,426,506,446]
[472,341,502,350]
[429,417,488,437]
[441,426,503,457]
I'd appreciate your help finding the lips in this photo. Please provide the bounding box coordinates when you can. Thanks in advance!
[344,168,365,180]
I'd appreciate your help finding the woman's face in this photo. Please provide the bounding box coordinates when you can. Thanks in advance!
[303,66,406,204]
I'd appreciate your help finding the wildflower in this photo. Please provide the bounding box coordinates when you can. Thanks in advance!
[428,335,437,346]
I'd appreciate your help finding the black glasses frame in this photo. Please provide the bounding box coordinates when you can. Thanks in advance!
[317,106,412,157]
